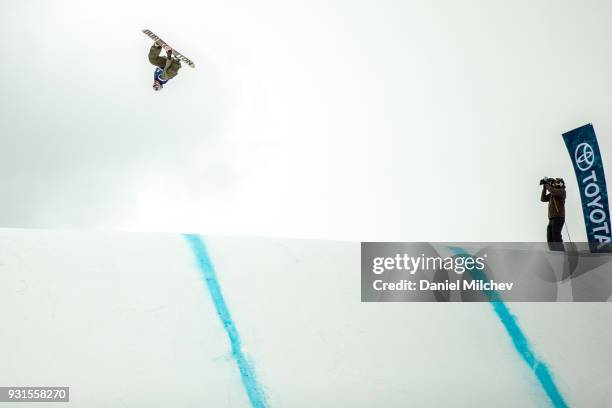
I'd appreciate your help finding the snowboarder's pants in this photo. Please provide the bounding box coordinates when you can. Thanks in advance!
[547,217,565,251]
[148,45,180,79]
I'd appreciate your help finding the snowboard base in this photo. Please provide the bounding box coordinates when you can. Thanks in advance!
[142,29,195,68]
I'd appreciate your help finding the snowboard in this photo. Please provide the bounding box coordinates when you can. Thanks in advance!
[142,29,195,68]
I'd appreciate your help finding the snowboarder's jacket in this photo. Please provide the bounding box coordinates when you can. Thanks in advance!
[541,184,566,219]
[148,44,181,81]
[154,67,169,85]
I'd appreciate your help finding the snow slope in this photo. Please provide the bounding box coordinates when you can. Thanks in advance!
[0,228,609,407]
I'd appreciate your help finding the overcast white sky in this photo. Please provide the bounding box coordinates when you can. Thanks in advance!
[1,0,611,241]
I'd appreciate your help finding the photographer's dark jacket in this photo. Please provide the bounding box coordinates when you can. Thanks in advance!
[541,185,566,219]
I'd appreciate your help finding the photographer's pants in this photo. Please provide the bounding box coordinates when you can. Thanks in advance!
[547,217,565,250]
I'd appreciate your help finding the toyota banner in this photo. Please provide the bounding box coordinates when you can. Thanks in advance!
[562,123,611,248]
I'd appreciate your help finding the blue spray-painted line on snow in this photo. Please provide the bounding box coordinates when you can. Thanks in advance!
[448,247,569,408]
[184,234,268,408]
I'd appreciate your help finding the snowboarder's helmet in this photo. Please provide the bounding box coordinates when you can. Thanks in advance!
[153,80,163,91]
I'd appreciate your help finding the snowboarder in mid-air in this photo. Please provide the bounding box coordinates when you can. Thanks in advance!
[142,29,195,91]
[148,42,182,91]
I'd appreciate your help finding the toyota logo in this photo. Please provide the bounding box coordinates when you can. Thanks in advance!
[575,142,595,171]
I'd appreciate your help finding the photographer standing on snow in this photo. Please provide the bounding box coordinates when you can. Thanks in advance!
[540,177,566,244]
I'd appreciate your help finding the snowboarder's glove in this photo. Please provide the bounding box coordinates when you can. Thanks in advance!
[166,49,173,58]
